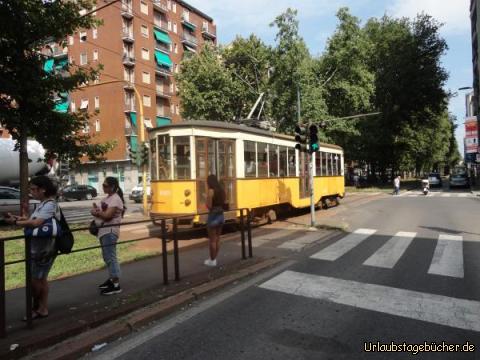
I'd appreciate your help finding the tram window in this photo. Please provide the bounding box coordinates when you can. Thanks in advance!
[244,141,256,178]
[327,153,332,176]
[269,145,279,177]
[315,151,321,176]
[173,136,191,180]
[257,143,268,177]
[331,153,337,176]
[288,148,296,176]
[321,152,327,176]
[158,135,171,180]
[279,146,288,177]
[150,138,157,181]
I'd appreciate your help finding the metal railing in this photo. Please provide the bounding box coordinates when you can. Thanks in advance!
[182,32,198,46]
[0,208,252,338]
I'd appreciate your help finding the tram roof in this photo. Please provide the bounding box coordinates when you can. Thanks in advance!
[149,120,343,151]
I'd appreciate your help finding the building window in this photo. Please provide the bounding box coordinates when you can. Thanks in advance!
[142,71,150,84]
[170,83,174,93]
[143,95,151,107]
[79,31,87,42]
[92,27,98,39]
[71,101,76,112]
[94,96,100,109]
[167,0,171,10]
[172,2,176,13]
[83,123,90,133]
[141,48,149,60]
[80,99,89,110]
[80,52,87,65]
[168,21,172,31]
[68,35,74,45]
[174,43,178,54]
[94,74,100,84]
[183,10,189,21]
[141,25,148,38]
[173,22,177,33]
[140,1,148,14]
[95,119,100,132]
[93,49,98,61]
[144,117,153,128]
[170,104,174,114]
[174,63,178,73]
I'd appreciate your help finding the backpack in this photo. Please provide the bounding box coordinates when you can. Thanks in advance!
[55,206,74,254]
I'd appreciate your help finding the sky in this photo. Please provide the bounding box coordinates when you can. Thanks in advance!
[188,0,472,155]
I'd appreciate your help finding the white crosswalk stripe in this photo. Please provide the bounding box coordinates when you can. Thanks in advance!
[363,231,416,269]
[259,271,480,332]
[400,191,473,198]
[310,228,377,261]
[428,234,464,278]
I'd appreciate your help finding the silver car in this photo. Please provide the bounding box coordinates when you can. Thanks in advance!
[449,174,469,189]
[0,186,39,218]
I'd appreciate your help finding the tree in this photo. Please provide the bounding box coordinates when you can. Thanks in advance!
[0,0,114,215]
[176,43,239,122]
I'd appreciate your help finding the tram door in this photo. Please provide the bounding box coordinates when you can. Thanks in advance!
[195,138,236,213]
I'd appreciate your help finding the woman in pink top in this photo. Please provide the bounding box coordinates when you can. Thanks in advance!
[90,177,125,295]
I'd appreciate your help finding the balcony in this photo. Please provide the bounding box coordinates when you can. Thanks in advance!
[181,32,198,48]
[51,46,68,58]
[122,54,135,66]
[156,84,173,99]
[122,30,134,43]
[155,41,170,53]
[181,14,197,32]
[124,105,136,114]
[123,81,135,90]
[124,126,134,136]
[154,20,169,32]
[121,4,133,19]
[152,0,168,13]
[202,24,216,40]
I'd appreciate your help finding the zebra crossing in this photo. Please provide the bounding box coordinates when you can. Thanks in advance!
[311,228,465,278]
[259,228,480,333]
[400,191,473,198]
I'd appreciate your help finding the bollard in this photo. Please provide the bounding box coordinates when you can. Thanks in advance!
[161,219,169,285]
[0,240,5,338]
[173,218,179,281]
[25,237,33,329]
[240,209,246,260]
[247,209,253,258]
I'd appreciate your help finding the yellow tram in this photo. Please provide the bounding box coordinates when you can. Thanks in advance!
[147,121,345,224]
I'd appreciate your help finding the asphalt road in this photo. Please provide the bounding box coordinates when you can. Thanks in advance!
[88,188,480,359]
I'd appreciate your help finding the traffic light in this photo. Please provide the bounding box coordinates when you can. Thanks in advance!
[309,124,319,153]
[128,143,138,164]
[140,142,149,166]
[295,125,308,153]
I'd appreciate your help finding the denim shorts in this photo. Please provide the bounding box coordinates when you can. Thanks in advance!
[207,211,225,228]
[31,256,55,280]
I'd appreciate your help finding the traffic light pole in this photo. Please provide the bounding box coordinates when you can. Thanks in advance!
[133,87,148,215]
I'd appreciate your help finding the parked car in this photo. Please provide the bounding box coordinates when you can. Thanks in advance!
[129,184,151,203]
[59,185,97,201]
[427,172,442,187]
[0,186,39,221]
[449,173,469,189]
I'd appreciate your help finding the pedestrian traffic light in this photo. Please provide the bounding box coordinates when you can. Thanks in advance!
[309,124,319,153]
[295,125,308,153]
[128,147,137,164]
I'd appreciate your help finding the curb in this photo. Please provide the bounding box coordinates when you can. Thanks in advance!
[26,257,284,360]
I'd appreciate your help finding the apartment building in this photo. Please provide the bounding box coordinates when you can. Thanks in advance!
[60,0,216,192]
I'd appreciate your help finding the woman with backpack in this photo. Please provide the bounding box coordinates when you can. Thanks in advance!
[4,176,59,319]
[204,174,226,267]
[91,176,126,295]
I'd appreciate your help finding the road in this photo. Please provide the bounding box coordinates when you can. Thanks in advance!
[86,188,480,359]
[59,198,144,223]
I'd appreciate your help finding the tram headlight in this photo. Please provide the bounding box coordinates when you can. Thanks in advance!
[184,189,191,196]
[185,199,191,206]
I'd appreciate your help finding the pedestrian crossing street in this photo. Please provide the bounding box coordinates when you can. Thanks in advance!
[259,228,480,333]
[400,190,474,198]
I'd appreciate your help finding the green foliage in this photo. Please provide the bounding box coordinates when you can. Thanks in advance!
[0,0,115,164]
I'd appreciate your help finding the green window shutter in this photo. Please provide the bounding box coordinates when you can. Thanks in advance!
[154,29,172,45]
[44,59,54,73]
[54,101,69,113]
[154,50,172,68]
[130,136,138,152]
[156,116,171,127]
[129,112,137,127]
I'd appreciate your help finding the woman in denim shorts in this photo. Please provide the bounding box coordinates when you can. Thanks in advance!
[204,175,226,267]
[4,176,58,319]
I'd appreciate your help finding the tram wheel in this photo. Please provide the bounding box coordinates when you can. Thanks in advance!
[267,209,277,224]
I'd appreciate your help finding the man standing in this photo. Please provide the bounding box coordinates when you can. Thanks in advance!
[393,176,401,195]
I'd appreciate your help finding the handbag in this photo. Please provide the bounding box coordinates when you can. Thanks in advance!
[89,219,103,236]
[24,216,61,238]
